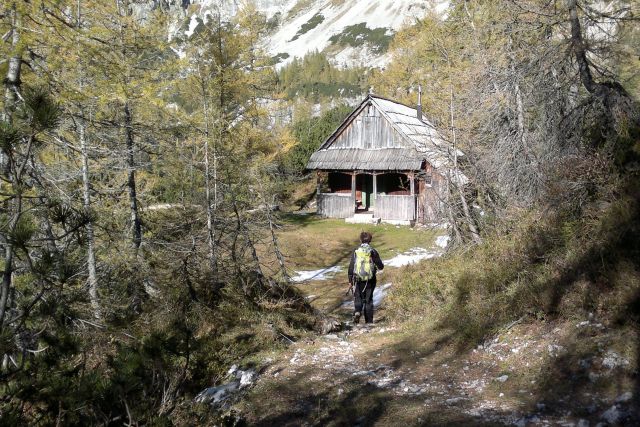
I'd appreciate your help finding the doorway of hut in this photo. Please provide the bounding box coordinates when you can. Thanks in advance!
[355,174,373,212]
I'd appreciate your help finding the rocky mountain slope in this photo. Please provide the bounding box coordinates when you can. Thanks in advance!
[172,0,449,68]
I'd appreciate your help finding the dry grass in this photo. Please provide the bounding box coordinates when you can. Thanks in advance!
[276,213,441,269]
[387,189,640,350]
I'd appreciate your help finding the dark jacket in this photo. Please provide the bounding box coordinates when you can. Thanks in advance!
[348,243,384,284]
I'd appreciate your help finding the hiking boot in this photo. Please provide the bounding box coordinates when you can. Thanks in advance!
[353,312,361,324]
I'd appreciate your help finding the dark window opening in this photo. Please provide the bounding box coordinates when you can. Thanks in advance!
[378,173,410,195]
[328,172,352,193]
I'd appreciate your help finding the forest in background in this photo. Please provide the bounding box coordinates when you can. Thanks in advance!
[0,0,638,425]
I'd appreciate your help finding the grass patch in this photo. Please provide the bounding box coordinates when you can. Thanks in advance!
[277,213,440,269]
[270,52,290,65]
[253,213,443,314]
[290,13,325,41]
[328,23,394,53]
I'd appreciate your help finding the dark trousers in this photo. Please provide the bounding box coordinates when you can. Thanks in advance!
[354,281,376,323]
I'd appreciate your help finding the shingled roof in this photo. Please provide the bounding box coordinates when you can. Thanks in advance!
[307,95,466,183]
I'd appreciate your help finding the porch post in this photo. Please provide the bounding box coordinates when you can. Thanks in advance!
[409,172,416,221]
[409,172,415,195]
[316,171,322,196]
[351,172,356,207]
[372,173,377,205]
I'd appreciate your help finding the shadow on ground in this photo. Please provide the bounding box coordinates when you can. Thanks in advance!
[245,364,510,426]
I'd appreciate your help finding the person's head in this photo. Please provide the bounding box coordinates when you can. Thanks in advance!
[360,231,372,244]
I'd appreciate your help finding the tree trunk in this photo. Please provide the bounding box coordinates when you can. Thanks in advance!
[79,116,101,318]
[567,0,639,130]
[0,136,33,330]
[444,172,462,245]
[256,180,289,283]
[200,83,217,280]
[0,192,22,330]
[203,139,217,277]
[567,0,596,95]
[449,83,482,244]
[2,3,21,123]
[1,3,21,183]
[124,102,142,251]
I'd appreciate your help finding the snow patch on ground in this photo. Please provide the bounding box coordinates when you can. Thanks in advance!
[185,14,200,37]
[373,283,393,308]
[291,266,342,283]
[384,247,438,267]
[435,235,450,248]
[341,282,393,309]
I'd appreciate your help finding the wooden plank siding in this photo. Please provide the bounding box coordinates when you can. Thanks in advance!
[417,169,447,223]
[376,195,416,221]
[318,193,354,218]
[331,104,407,150]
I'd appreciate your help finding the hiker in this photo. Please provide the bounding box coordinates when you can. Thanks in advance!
[348,231,384,324]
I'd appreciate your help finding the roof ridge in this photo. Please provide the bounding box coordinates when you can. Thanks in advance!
[368,94,415,111]
[369,94,439,128]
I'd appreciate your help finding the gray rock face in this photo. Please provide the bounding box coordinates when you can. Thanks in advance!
[515,415,540,427]
[577,419,589,427]
[239,370,256,388]
[601,405,623,424]
[602,350,629,369]
[320,317,342,334]
[615,391,633,404]
[194,381,239,404]
[194,365,257,406]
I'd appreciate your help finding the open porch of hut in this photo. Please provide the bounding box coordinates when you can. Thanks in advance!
[307,94,465,225]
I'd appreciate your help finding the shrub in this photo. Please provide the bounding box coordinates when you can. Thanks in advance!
[388,186,640,348]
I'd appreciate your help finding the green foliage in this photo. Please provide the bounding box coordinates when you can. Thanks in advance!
[2,0,637,425]
[277,51,367,101]
[266,12,282,31]
[290,13,324,41]
[0,122,20,152]
[0,205,316,425]
[22,86,61,132]
[8,214,36,249]
[271,52,290,65]
[328,23,394,53]
[0,5,311,427]
[279,104,352,176]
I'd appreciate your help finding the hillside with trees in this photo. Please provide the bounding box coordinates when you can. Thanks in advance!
[1,0,639,425]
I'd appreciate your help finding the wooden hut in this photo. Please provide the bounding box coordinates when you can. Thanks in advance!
[306,94,466,225]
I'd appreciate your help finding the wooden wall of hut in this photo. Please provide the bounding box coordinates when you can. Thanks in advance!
[317,193,354,218]
[376,195,416,221]
[331,104,405,149]
[418,169,446,223]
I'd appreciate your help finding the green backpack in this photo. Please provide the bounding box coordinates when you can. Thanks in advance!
[354,244,374,281]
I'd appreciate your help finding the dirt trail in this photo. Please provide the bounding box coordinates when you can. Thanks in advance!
[238,311,637,426]
[234,219,637,426]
